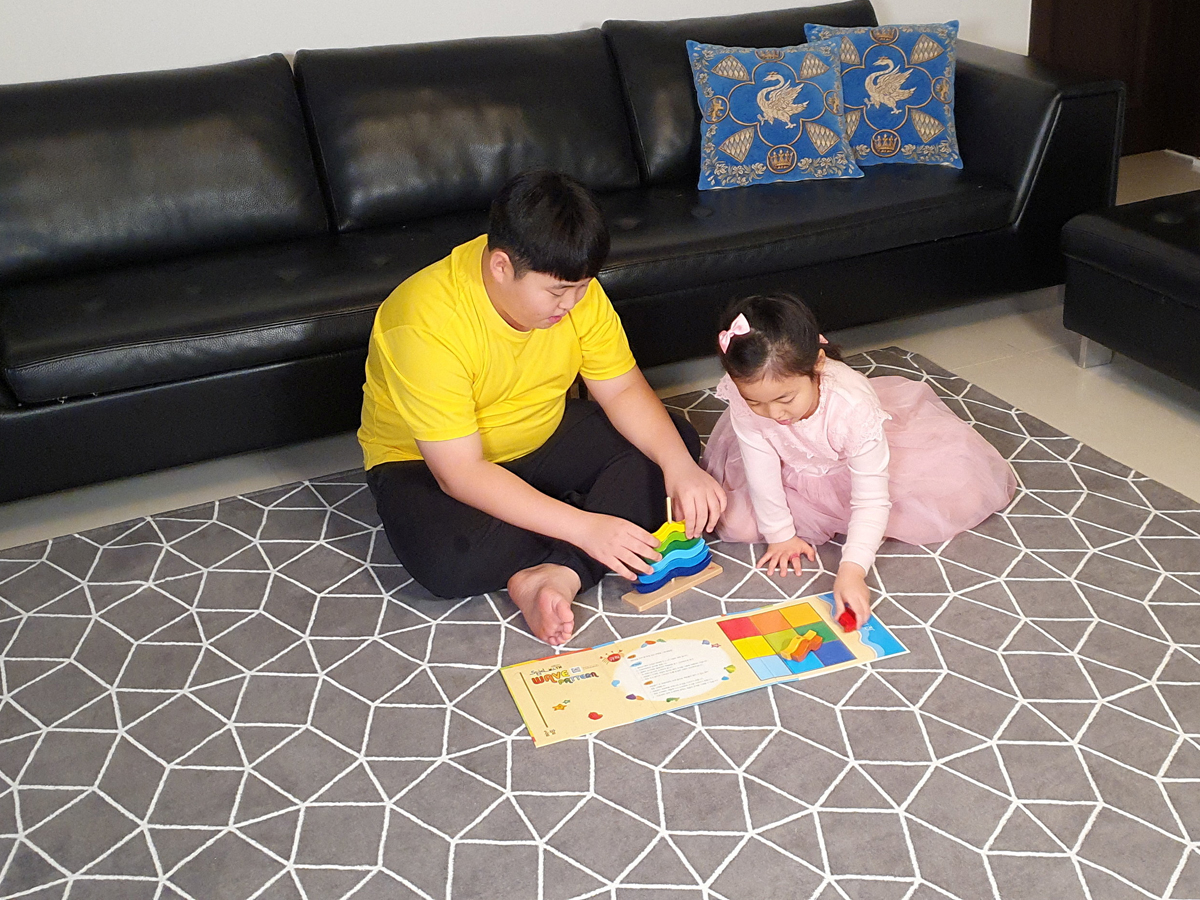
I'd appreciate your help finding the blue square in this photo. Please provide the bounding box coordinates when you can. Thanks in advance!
[687,39,863,190]
[785,653,824,675]
[747,655,791,680]
[814,640,856,666]
[804,22,961,168]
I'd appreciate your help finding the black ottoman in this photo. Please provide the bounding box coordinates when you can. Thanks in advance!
[1062,190,1200,391]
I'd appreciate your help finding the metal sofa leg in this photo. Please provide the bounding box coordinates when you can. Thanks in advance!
[1077,335,1114,368]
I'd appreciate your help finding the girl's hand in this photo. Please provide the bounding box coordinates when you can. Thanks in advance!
[572,513,660,580]
[834,562,871,627]
[665,460,727,538]
[758,536,816,576]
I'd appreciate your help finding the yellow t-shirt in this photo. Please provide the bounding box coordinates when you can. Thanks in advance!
[359,235,637,469]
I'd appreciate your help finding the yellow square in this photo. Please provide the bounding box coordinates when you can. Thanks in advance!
[781,603,821,628]
[732,635,774,659]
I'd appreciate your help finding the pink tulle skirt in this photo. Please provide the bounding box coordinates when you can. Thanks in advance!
[704,376,1017,547]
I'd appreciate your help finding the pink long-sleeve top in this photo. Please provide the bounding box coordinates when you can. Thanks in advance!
[715,359,893,571]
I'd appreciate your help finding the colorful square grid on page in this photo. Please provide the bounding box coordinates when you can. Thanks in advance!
[719,601,856,680]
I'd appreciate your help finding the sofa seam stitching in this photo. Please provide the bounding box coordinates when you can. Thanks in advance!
[7,305,379,371]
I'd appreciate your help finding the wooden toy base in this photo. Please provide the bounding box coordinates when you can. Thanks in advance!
[622,562,723,612]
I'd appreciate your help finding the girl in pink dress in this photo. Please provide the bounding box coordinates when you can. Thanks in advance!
[702,295,1016,625]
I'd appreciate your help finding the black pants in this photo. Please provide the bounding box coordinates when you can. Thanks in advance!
[367,399,702,599]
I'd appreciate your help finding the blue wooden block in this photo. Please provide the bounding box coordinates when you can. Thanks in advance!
[640,538,708,579]
[634,551,713,593]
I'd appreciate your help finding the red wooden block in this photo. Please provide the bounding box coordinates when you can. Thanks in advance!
[838,609,858,632]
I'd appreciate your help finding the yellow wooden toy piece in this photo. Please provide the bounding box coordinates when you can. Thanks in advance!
[651,520,686,547]
[650,497,685,550]
[782,630,823,661]
[800,630,823,657]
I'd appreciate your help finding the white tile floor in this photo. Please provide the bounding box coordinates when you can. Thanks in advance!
[2,151,1198,550]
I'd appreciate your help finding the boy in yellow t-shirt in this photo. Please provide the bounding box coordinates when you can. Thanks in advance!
[360,171,725,645]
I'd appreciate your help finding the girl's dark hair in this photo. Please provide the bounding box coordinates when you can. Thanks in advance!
[718,294,843,381]
[487,170,610,281]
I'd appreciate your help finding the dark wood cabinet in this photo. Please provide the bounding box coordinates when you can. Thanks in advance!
[1030,0,1199,155]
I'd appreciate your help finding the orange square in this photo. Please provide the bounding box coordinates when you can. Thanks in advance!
[748,610,791,634]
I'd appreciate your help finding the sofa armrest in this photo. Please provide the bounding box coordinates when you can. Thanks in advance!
[955,40,1125,253]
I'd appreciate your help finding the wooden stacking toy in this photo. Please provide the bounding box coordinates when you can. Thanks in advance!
[622,499,722,612]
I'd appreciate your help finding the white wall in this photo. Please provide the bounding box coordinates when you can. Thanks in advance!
[875,0,1030,55]
[0,0,1030,86]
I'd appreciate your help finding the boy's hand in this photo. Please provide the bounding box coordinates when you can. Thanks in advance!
[758,536,816,577]
[833,562,871,626]
[572,513,660,580]
[665,461,727,538]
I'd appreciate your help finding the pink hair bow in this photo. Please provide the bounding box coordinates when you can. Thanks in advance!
[718,313,751,353]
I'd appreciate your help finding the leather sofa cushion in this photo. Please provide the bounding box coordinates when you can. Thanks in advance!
[0,55,329,286]
[1062,191,1200,310]
[0,214,486,404]
[598,166,1016,299]
[604,1,877,185]
[295,31,641,231]
[2,165,1015,404]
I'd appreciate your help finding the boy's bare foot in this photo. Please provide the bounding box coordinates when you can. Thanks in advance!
[507,563,581,646]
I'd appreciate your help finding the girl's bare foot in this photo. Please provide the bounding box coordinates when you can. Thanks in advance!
[507,564,581,645]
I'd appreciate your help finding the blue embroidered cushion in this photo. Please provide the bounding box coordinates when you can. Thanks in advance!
[686,39,863,190]
[804,21,962,168]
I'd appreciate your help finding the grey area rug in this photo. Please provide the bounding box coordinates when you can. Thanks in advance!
[2,347,1200,900]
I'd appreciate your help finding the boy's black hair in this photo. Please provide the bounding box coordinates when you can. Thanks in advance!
[487,171,610,282]
[718,294,843,381]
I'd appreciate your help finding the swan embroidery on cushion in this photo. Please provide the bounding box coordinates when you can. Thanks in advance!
[863,57,916,114]
[756,73,809,129]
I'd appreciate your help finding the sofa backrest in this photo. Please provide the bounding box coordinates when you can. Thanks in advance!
[604,1,877,185]
[294,30,642,232]
[0,55,328,286]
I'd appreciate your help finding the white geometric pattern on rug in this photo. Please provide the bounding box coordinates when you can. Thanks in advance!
[1,347,1198,900]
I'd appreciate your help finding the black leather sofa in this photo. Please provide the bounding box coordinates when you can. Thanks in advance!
[1062,191,1200,392]
[0,0,1123,503]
